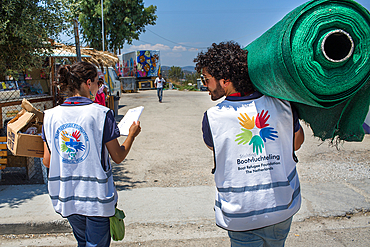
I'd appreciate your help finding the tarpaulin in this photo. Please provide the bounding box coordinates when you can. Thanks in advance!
[245,0,370,141]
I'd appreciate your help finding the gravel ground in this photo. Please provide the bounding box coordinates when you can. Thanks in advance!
[2,212,369,247]
[112,90,217,190]
[297,124,370,183]
[113,90,370,189]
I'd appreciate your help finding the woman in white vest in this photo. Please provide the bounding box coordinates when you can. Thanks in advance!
[42,61,141,247]
[194,42,304,247]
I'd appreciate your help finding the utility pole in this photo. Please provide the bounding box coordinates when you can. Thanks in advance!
[74,19,81,62]
[101,0,104,51]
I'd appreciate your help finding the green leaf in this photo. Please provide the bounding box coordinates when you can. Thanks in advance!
[0,0,69,75]
[77,0,157,52]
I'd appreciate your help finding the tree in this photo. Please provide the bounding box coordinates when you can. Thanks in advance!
[0,0,68,77]
[168,66,184,83]
[185,72,200,84]
[77,0,157,52]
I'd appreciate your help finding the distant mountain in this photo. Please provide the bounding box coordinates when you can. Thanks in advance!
[182,66,196,72]
[161,66,195,73]
[160,65,196,79]
[161,66,170,72]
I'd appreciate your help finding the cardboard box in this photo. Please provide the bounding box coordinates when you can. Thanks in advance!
[7,101,44,158]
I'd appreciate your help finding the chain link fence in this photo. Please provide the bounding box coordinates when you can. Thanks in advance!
[0,78,53,185]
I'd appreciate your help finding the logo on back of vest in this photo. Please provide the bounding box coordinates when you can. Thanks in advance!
[54,123,90,164]
[235,110,278,154]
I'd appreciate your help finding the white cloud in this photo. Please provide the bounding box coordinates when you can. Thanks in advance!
[188,48,200,52]
[166,52,183,58]
[172,46,187,52]
[126,43,171,51]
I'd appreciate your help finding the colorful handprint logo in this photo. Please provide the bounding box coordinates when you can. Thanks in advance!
[55,123,90,164]
[60,130,85,160]
[235,110,278,154]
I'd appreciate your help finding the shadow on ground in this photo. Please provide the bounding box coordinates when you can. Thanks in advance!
[112,159,146,191]
[0,184,48,208]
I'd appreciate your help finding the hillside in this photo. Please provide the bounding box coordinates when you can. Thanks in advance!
[161,66,195,73]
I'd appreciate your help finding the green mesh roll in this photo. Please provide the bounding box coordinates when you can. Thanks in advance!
[245,0,370,141]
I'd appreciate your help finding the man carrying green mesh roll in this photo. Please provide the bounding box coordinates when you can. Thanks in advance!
[194,41,304,246]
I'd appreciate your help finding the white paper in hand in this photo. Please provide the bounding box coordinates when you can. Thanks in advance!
[118,106,144,136]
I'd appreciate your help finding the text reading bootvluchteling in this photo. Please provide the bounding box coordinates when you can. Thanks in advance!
[237,154,280,174]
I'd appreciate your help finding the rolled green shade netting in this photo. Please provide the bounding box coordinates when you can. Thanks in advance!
[245,0,370,141]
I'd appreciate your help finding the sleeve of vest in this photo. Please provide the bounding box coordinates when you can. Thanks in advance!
[291,104,301,133]
[103,110,120,143]
[41,124,51,153]
[202,111,214,148]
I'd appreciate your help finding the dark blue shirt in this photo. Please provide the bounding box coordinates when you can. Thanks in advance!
[202,92,301,148]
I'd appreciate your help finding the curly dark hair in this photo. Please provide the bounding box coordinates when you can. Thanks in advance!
[194,41,254,94]
[56,61,97,96]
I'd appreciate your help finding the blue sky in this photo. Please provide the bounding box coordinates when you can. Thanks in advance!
[63,0,370,67]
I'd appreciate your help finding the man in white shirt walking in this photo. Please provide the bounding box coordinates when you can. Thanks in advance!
[154,73,165,103]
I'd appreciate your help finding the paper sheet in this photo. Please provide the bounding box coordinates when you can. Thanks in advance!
[117,106,144,136]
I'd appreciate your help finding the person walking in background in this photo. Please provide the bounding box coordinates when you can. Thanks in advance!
[94,78,107,106]
[194,41,304,247]
[154,73,165,103]
[42,61,141,247]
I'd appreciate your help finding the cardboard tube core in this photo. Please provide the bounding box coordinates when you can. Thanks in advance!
[322,30,354,63]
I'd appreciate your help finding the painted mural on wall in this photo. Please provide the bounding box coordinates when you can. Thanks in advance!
[121,51,137,77]
[136,50,160,78]
[120,50,160,78]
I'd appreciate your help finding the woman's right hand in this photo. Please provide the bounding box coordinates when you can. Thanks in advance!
[107,121,141,164]
[128,121,141,138]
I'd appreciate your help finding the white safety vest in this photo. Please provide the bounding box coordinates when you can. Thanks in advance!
[44,103,117,217]
[207,95,301,231]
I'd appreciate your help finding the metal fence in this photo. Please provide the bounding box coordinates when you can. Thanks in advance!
[0,79,53,185]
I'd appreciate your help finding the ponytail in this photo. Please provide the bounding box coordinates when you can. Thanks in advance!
[56,61,97,96]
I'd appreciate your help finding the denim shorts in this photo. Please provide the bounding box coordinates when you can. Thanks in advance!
[228,216,293,247]
[67,214,111,247]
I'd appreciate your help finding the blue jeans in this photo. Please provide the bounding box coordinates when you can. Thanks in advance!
[157,88,163,102]
[228,216,293,247]
[67,214,111,247]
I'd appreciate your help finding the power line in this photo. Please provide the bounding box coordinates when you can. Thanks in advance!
[60,36,76,45]
[144,28,270,50]
[135,39,157,46]
[146,28,207,49]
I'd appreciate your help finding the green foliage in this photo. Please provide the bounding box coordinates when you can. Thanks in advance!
[61,0,82,21]
[77,0,157,52]
[172,83,198,91]
[168,66,184,83]
[0,0,68,76]
[185,72,200,84]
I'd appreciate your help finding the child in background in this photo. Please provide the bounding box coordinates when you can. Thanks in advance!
[94,78,106,106]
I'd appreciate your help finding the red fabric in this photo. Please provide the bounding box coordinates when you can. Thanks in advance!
[229,92,242,97]
[229,91,254,97]
[94,92,106,106]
